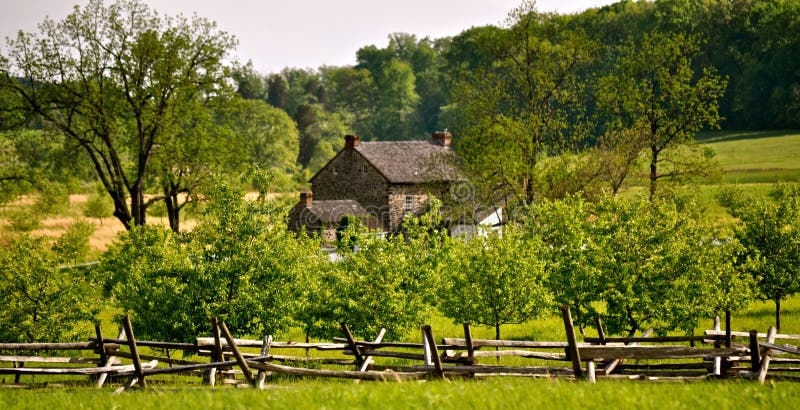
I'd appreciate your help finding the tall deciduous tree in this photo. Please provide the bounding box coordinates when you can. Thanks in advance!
[0,0,236,229]
[596,31,726,200]
[448,1,595,205]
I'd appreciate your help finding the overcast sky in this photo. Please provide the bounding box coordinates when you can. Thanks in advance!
[1,0,619,73]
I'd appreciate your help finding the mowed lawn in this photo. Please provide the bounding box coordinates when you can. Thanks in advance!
[2,378,800,410]
[699,130,800,183]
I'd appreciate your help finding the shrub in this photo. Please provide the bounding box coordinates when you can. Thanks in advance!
[83,192,112,224]
[34,182,70,215]
[7,208,40,232]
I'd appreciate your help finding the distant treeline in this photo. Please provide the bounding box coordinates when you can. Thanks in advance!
[233,0,799,171]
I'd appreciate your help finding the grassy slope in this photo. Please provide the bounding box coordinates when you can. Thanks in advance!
[698,130,800,183]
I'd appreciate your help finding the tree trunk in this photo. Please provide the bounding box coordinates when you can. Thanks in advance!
[776,296,782,333]
[130,181,147,227]
[110,189,133,230]
[649,146,658,201]
[495,324,501,363]
[164,187,181,233]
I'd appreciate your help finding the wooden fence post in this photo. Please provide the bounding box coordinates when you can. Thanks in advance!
[208,316,225,386]
[561,306,584,379]
[359,328,386,372]
[757,326,777,384]
[713,316,721,376]
[463,323,475,365]
[340,323,364,368]
[97,328,125,388]
[725,310,732,348]
[122,315,146,388]
[422,325,433,366]
[211,316,224,362]
[749,330,761,374]
[422,325,444,378]
[256,335,272,390]
[594,317,606,345]
[587,360,596,383]
[218,321,254,385]
[94,324,108,367]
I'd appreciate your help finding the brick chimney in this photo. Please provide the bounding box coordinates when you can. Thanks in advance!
[432,129,451,147]
[300,192,313,207]
[345,134,360,149]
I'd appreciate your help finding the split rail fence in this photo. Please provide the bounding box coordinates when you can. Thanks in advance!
[2,307,799,391]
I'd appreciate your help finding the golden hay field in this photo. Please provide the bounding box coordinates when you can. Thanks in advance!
[0,194,199,252]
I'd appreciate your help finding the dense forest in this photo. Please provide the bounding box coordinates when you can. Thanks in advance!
[237,0,800,171]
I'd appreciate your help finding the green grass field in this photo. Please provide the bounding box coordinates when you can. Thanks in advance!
[2,378,800,410]
[698,130,800,184]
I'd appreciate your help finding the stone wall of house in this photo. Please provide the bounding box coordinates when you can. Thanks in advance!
[387,185,430,231]
[312,149,391,227]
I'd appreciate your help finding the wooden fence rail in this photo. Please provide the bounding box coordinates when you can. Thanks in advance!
[3,307,799,389]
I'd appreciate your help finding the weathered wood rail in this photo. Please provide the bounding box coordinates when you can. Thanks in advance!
[2,308,799,389]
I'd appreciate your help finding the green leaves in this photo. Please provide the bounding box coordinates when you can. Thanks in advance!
[101,177,326,342]
[726,183,800,329]
[528,194,754,336]
[596,31,726,199]
[439,228,551,340]
[448,3,596,204]
[0,235,98,343]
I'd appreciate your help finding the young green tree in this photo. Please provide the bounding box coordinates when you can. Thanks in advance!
[310,231,438,340]
[101,174,323,341]
[0,235,98,343]
[596,31,726,200]
[0,0,236,229]
[727,184,800,332]
[525,195,601,332]
[589,195,751,336]
[440,228,551,341]
[297,209,448,341]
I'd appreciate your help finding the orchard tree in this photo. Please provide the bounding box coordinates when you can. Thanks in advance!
[0,234,98,343]
[728,184,800,332]
[590,195,751,336]
[525,195,602,333]
[596,31,726,200]
[297,208,448,341]
[101,173,323,342]
[440,228,551,341]
[0,0,236,229]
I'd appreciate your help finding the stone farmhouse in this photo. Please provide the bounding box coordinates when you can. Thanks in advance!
[288,131,502,241]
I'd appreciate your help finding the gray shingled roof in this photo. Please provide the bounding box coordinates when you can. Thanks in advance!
[306,200,383,230]
[307,200,370,223]
[355,141,458,183]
